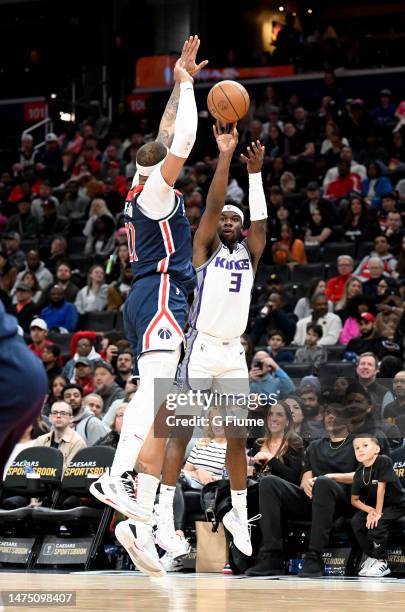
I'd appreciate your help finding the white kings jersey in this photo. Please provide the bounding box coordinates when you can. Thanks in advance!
[188,240,254,339]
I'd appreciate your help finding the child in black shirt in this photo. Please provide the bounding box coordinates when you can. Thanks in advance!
[351,435,405,577]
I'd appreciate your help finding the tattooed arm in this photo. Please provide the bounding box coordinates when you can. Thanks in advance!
[156,35,208,148]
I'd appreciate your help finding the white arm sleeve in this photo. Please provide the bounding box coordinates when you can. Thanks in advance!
[137,168,175,220]
[248,172,267,221]
[170,82,197,159]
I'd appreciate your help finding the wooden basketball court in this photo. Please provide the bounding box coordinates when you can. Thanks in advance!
[1,571,405,611]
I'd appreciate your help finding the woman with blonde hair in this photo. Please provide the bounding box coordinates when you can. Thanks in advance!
[335,276,363,315]
[74,264,108,315]
[83,197,113,239]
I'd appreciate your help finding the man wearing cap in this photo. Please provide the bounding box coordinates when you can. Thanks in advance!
[28,318,55,359]
[12,282,38,332]
[94,361,125,413]
[32,401,86,470]
[38,199,70,245]
[5,200,38,239]
[72,357,95,396]
[372,89,396,126]
[325,255,354,303]
[58,181,89,220]
[12,132,38,177]
[346,312,381,357]
[35,133,62,184]
[31,181,60,223]
[298,181,337,229]
[40,285,79,332]
[2,232,25,271]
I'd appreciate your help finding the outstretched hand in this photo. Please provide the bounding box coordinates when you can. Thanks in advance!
[240,140,265,173]
[173,58,194,85]
[181,35,208,76]
[213,121,238,156]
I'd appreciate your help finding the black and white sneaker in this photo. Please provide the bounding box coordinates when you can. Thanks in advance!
[361,558,391,577]
[115,519,166,577]
[89,470,149,521]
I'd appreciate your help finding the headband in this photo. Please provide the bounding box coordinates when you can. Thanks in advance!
[222,204,244,224]
[136,146,168,177]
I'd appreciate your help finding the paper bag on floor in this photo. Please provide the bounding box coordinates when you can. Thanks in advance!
[195,521,228,572]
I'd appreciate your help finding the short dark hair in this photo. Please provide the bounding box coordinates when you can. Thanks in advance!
[136,142,167,168]
[267,329,286,343]
[62,383,83,397]
[306,323,323,339]
[44,345,61,358]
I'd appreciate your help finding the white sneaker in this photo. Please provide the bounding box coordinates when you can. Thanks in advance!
[90,471,149,522]
[362,558,391,577]
[115,519,166,577]
[154,505,190,558]
[223,509,261,557]
[160,552,184,572]
[358,556,376,576]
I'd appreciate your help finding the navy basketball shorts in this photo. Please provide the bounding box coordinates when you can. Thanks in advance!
[0,335,48,475]
[123,274,189,367]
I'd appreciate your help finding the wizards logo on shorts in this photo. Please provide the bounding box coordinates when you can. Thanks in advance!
[158,327,173,340]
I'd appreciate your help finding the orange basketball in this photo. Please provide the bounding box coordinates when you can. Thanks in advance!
[207,80,250,123]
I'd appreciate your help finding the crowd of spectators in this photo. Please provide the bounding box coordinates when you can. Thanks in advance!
[2,68,405,576]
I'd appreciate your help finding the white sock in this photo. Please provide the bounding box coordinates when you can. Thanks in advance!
[231,489,247,523]
[159,484,176,510]
[137,473,160,515]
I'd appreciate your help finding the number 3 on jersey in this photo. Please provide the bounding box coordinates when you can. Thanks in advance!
[229,272,242,293]
[125,221,138,262]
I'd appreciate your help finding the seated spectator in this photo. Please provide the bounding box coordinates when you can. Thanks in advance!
[342,195,379,243]
[31,181,60,223]
[272,222,306,266]
[34,133,62,185]
[12,281,38,332]
[75,265,108,315]
[40,262,79,308]
[94,361,125,413]
[41,284,79,332]
[325,255,354,303]
[62,383,109,446]
[338,293,375,345]
[355,353,393,416]
[6,200,38,239]
[58,180,89,220]
[115,349,133,389]
[85,214,116,257]
[43,374,69,414]
[384,370,405,435]
[0,250,17,294]
[246,403,356,577]
[299,385,326,440]
[297,181,337,230]
[16,270,42,304]
[335,276,363,322]
[250,291,296,345]
[384,210,403,256]
[293,293,342,346]
[377,192,397,232]
[94,402,127,448]
[294,323,327,371]
[63,333,102,380]
[371,89,396,126]
[3,423,35,480]
[345,313,384,359]
[361,162,393,207]
[324,160,362,202]
[32,401,86,469]
[265,330,294,365]
[71,357,95,396]
[107,262,133,311]
[294,278,333,320]
[82,198,113,241]
[42,344,62,383]
[13,250,53,292]
[283,396,312,443]
[394,235,405,279]
[38,200,70,247]
[2,231,25,271]
[249,352,295,400]
[28,317,54,359]
[83,393,104,419]
[362,257,390,297]
[355,235,397,279]
[47,238,69,275]
[304,207,333,245]
[248,400,303,484]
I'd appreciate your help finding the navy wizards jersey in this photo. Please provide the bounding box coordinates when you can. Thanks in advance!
[124,185,196,295]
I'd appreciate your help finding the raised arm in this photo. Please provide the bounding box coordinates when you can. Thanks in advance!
[241,141,267,272]
[156,35,208,148]
[193,122,239,262]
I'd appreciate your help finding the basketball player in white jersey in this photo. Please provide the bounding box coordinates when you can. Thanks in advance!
[149,124,268,560]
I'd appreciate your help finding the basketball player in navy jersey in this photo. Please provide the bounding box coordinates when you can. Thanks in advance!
[150,128,267,561]
[0,301,48,476]
[90,36,207,576]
